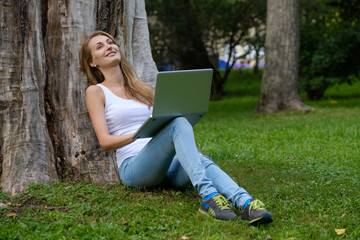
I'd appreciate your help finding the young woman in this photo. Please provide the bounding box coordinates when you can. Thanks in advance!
[79,31,273,224]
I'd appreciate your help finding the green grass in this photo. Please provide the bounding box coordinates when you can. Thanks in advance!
[1,69,359,239]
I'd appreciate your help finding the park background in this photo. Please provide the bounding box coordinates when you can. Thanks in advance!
[0,0,359,239]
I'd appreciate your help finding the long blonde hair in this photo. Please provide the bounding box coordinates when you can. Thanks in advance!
[79,31,154,106]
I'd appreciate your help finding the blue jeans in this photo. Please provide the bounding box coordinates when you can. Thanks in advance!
[119,117,252,209]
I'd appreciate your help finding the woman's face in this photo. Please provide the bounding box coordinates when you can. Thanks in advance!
[88,34,121,69]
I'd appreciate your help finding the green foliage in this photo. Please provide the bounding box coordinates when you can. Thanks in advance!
[0,186,8,201]
[147,0,265,68]
[146,0,266,96]
[299,0,360,100]
[1,70,359,239]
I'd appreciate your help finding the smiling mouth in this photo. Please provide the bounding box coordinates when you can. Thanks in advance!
[106,51,117,57]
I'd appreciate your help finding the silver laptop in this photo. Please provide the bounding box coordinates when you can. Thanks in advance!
[132,69,213,139]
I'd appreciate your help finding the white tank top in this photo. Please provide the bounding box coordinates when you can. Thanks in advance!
[97,84,152,168]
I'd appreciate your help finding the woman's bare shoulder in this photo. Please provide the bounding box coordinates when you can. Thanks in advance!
[86,85,102,95]
[86,85,105,104]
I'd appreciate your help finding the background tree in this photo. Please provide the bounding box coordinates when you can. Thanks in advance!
[146,0,266,97]
[255,0,313,113]
[0,0,157,195]
[299,0,360,100]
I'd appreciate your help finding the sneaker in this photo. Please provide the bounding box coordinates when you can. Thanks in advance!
[240,198,273,225]
[199,193,238,221]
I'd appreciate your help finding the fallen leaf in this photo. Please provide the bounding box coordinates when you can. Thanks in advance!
[335,229,345,235]
[6,212,17,217]
[0,202,8,208]
[180,236,190,240]
[76,194,89,200]
[341,213,346,218]
[65,186,73,189]
[122,222,129,226]
[15,204,22,207]
[330,100,338,104]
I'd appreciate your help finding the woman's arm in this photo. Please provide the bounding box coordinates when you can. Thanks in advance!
[86,85,135,151]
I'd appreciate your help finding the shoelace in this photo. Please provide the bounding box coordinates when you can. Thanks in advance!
[213,195,231,210]
[249,199,265,211]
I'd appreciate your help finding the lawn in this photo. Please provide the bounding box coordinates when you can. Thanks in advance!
[1,70,359,239]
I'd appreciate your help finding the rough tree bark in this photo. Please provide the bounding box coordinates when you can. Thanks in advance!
[254,0,313,113]
[0,0,58,196]
[0,0,157,195]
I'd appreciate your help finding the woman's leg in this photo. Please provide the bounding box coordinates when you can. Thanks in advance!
[160,157,191,188]
[199,154,273,224]
[119,117,217,198]
[157,153,253,209]
[199,154,252,209]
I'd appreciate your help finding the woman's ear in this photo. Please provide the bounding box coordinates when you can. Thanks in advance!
[89,61,97,68]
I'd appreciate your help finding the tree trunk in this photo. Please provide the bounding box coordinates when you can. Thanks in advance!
[0,0,157,195]
[254,0,313,113]
[0,0,58,196]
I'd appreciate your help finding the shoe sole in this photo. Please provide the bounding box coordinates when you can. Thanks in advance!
[249,213,273,225]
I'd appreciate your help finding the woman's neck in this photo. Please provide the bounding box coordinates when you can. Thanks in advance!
[101,66,125,87]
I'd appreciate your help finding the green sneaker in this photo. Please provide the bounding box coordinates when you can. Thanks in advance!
[199,193,238,221]
[240,198,273,225]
